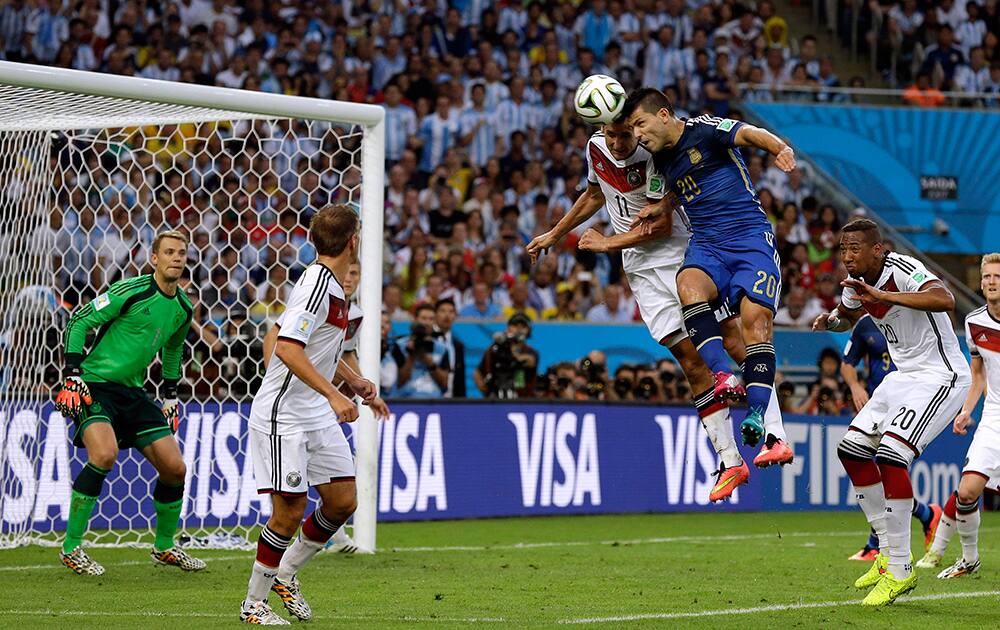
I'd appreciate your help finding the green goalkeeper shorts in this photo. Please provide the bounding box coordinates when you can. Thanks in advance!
[72,381,173,450]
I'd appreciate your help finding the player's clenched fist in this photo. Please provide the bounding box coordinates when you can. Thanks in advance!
[162,399,180,433]
[328,390,359,423]
[54,376,92,418]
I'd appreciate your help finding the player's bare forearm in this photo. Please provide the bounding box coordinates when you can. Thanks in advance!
[274,338,338,398]
[961,356,986,414]
[262,324,280,369]
[556,184,605,238]
[814,304,859,332]
[840,362,862,389]
[879,282,955,313]
[604,212,672,250]
[734,124,788,156]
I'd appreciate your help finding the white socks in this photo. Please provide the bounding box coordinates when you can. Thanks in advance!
[884,498,913,578]
[701,408,742,468]
[855,483,889,550]
[930,513,956,556]
[277,534,326,583]
[956,499,981,564]
[763,387,786,441]
[247,561,278,602]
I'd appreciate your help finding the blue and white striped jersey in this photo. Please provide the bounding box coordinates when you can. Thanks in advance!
[382,104,417,162]
[417,113,460,172]
[459,106,500,167]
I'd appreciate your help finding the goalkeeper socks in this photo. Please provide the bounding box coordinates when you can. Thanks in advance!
[277,508,344,583]
[63,463,109,553]
[763,387,786,441]
[248,526,291,601]
[956,496,981,563]
[911,499,932,528]
[681,303,730,373]
[878,460,914,578]
[152,479,185,552]
[743,343,775,417]
[931,491,958,555]
[694,388,742,468]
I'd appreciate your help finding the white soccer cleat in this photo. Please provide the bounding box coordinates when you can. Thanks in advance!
[271,575,312,621]
[325,526,359,554]
[240,599,290,625]
[936,557,981,579]
[151,546,207,571]
[915,549,942,569]
[60,547,105,576]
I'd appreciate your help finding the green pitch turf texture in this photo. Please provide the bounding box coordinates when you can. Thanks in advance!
[2,512,998,628]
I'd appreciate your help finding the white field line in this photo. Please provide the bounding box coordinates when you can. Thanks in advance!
[558,590,1000,624]
[0,609,506,623]
[4,525,997,571]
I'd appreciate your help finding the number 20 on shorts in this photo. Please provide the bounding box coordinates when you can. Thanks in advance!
[752,271,778,299]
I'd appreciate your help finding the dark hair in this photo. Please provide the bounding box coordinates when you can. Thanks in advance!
[434,297,456,311]
[310,204,359,256]
[841,217,881,244]
[414,303,435,318]
[617,87,674,123]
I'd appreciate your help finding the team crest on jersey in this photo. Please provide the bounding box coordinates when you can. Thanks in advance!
[347,319,360,340]
[687,148,702,165]
[627,169,642,186]
[285,471,302,488]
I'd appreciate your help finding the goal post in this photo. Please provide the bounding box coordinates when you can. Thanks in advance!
[0,60,384,551]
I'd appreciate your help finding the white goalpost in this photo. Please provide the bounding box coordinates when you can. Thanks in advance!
[0,61,385,552]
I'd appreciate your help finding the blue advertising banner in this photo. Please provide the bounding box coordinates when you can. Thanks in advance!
[1,401,968,534]
[746,103,1000,254]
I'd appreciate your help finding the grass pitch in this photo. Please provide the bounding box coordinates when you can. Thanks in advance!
[1,511,998,628]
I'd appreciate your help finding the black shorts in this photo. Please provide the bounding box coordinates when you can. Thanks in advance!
[72,381,172,450]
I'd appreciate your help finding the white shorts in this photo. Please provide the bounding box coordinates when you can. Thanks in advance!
[850,370,970,456]
[963,418,1000,491]
[627,265,740,348]
[249,426,355,495]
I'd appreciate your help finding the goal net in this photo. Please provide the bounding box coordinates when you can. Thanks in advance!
[0,62,385,550]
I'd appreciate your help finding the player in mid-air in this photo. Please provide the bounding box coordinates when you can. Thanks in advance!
[55,230,205,575]
[917,253,1000,577]
[812,218,971,606]
[240,205,385,625]
[526,117,792,503]
[618,88,795,488]
[841,318,942,562]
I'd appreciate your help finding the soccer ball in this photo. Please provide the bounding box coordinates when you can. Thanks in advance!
[574,75,626,125]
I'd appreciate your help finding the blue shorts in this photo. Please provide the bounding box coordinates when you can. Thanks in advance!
[681,230,782,313]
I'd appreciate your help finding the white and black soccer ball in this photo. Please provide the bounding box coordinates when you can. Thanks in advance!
[574,75,626,126]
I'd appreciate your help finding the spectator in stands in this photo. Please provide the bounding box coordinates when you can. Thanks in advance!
[921,24,965,89]
[459,281,502,320]
[503,280,539,321]
[774,286,825,328]
[586,284,632,323]
[474,313,538,398]
[904,71,946,106]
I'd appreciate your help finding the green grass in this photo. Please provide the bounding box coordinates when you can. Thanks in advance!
[2,511,999,628]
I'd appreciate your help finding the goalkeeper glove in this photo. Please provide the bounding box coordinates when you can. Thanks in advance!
[162,379,180,433]
[55,376,92,419]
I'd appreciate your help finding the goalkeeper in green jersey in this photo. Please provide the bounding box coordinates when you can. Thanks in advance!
[54,230,206,576]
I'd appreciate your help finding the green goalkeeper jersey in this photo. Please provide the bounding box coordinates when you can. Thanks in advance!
[63,274,193,389]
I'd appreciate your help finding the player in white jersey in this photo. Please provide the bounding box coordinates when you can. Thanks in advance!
[241,205,381,625]
[527,122,793,504]
[812,218,971,607]
[917,253,1000,578]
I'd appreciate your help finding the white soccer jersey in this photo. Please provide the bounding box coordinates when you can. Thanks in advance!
[966,306,1000,424]
[841,252,969,381]
[342,302,363,354]
[585,133,690,272]
[250,264,350,434]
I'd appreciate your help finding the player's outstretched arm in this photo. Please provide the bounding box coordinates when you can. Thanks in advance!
[954,356,985,435]
[580,210,672,253]
[842,277,956,313]
[275,339,358,423]
[526,183,605,263]
[733,124,795,172]
[812,304,861,333]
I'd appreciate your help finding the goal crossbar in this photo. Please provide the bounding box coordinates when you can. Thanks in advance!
[0,60,386,553]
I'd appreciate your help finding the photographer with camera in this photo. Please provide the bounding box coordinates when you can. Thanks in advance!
[609,364,636,401]
[474,313,539,399]
[392,303,450,398]
[576,350,609,400]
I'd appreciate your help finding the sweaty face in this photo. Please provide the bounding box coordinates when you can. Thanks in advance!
[626,109,668,152]
[152,237,187,282]
[839,231,881,279]
[982,262,1000,302]
[602,122,637,160]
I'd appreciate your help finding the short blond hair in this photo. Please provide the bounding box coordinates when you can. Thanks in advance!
[152,230,189,254]
[982,253,1000,272]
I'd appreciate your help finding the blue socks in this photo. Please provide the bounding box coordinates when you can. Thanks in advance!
[912,500,933,527]
[682,302,730,373]
[744,342,776,415]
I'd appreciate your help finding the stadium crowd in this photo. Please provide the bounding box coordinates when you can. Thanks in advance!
[8,0,887,411]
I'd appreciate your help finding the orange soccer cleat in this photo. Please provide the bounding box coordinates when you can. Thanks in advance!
[753,435,795,468]
[709,461,750,503]
[713,371,746,404]
[924,503,943,550]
